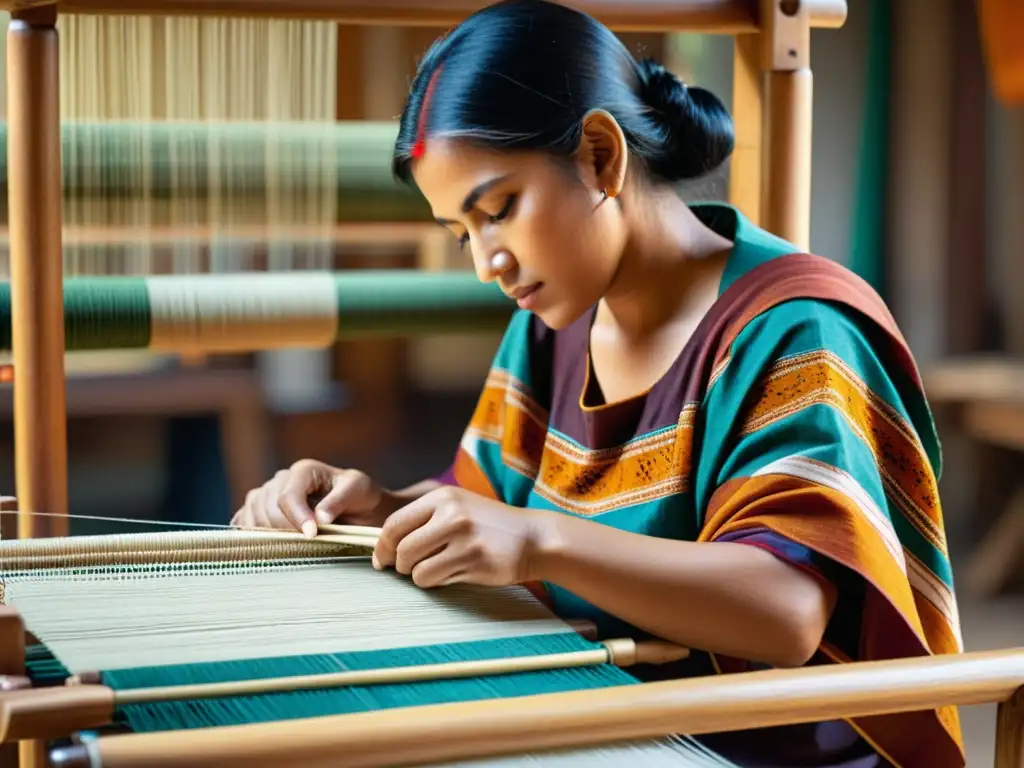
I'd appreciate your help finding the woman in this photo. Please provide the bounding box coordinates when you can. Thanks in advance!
[232,1,964,765]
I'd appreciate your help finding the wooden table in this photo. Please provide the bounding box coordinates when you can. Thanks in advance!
[925,355,1024,596]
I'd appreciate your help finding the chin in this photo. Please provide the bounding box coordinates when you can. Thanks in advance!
[531,303,587,332]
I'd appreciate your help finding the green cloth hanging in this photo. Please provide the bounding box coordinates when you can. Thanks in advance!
[848,0,892,297]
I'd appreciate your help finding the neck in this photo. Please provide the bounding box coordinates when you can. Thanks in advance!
[599,191,734,340]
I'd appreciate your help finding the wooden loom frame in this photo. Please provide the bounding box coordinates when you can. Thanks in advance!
[0,1,1019,767]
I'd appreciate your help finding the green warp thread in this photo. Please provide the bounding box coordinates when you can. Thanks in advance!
[25,644,71,686]
[96,633,636,732]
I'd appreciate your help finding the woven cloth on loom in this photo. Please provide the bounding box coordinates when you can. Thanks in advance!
[1,530,738,766]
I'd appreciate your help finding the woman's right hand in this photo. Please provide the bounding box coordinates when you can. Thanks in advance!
[230,459,396,538]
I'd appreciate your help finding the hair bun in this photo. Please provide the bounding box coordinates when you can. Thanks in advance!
[635,58,734,182]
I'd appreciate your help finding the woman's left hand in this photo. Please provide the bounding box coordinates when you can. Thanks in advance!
[371,486,548,588]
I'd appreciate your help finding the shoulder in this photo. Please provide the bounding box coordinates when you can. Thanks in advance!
[731,297,886,372]
[706,295,941,477]
[714,295,909,412]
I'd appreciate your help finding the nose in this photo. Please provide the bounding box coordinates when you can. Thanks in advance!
[472,248,514,284]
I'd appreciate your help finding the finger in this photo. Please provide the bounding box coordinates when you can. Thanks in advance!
[373,491,444,569]
[278,464,325,538]
[393,509,467,575]
[232,490,260,528]
[251,500,273,530]
[263,473,292,529]
[410,550,467,589]
[314,470,376,526]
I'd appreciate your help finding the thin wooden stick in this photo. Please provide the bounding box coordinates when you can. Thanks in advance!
[316,523,382,538]
[62,639,688,707]
[243,529,377,548]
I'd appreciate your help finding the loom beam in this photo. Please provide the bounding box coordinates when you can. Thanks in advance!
[0,639,689,742]
[0,120,430,222]
[0,0,847,31]
[40,648,1024,768]
[0,272,514,354]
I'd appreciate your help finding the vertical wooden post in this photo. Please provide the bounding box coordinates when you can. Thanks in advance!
[728,33,763,226]
[0,496,16,542]
[760,0,813,250]
[7,5,68,541]
[996,687,1024,768]
[0,602,25,768]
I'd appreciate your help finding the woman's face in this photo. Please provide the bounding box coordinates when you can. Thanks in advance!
[411,138,627,330]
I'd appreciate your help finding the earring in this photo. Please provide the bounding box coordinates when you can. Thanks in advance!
[600,189,608,202]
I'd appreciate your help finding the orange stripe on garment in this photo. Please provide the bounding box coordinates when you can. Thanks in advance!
[710,253,922,390]
[463,370,548,480]
[452,447,500,501]
[532,405,697,515]
[913,589,963,657]
[468,370,699,515]
[701,474,928,640]
[701,473,964,768]
[739,350,947,553]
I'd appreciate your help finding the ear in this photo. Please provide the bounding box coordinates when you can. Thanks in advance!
[575,109,628,200]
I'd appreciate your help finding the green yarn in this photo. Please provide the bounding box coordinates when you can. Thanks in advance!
[332,270,513,337]
[0,276,150,351]
[99,633,634,733]
[0,120,431,223]
[0,271,512,353]
[62,277,152,351]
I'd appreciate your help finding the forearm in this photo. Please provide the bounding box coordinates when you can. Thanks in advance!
[528,511,836,668]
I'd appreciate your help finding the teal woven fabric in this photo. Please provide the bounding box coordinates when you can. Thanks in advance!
[100,633,633,732]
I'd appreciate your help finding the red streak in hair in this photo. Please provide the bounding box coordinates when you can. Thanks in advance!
[412,66,443,160]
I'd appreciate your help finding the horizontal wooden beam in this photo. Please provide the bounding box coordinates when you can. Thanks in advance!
[0,223,437,249]
[51,647,1024,768]
[3,0,847,32]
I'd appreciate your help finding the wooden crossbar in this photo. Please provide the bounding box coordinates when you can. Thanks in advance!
[0,0,847,30]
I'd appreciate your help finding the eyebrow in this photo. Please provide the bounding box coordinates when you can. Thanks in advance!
[434,174,513,225]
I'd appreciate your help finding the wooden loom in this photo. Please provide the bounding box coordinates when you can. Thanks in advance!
[0,1,1019,768]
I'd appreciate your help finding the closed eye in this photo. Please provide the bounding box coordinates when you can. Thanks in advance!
[455,194,518,249]
[487,193,518,223]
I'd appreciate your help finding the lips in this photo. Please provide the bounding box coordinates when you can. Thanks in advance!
[508,282,543,310]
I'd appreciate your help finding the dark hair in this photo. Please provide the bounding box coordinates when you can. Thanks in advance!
[392,0,734,187]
